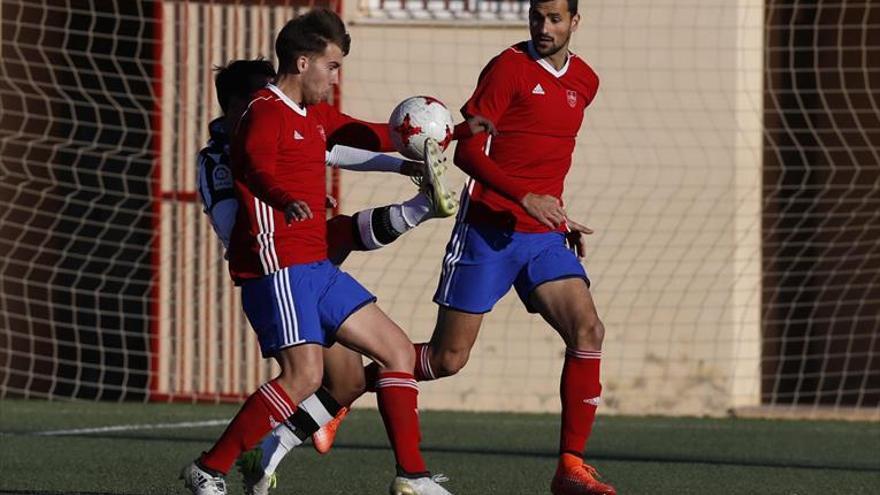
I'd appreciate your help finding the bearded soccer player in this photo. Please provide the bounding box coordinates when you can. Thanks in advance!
[432,1,613,493]
[326,0,612,493]
[312,2,614,493]
[181,11,457,495]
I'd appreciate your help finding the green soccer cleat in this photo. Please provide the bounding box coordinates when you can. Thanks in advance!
[236,448,277,495]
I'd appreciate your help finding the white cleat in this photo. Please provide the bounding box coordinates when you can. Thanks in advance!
[180,461,227,495]
[417,138,458,218]
[389,474,453,495]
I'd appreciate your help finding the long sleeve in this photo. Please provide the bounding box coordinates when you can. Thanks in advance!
[453,51,530,201]
[239,102,296,210]
[315,103,395,152]
[454,133,529,202]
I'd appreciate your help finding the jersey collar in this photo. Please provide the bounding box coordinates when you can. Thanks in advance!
[527,40,571,78]
[267,83,307,117]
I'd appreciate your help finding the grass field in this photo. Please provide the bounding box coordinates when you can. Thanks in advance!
[1,399,878,494]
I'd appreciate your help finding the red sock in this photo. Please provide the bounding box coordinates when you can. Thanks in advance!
[200,380,296,474]
[412,343,436,381]
[559,348,602,458]
[364,343,435,392]
[375,371,427,475]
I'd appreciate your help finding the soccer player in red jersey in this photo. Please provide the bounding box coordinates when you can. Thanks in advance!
[337,0,612,493]
[310,3,614,493]
[427,1,616,493]
[195,58,493,494]
[182,11,458,495]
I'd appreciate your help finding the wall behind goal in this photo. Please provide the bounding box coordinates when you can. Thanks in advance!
[339,0,765,415]
[339,0,878,417]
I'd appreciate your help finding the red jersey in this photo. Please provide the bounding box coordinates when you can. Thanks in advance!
[459,41,600,232]
[227,84,391,283]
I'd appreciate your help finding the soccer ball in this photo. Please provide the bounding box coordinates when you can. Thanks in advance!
[388,96,455,160]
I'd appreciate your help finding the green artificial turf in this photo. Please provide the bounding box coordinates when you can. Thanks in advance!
[1,399,877,494]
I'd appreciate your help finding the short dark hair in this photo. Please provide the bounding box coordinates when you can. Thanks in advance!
[530,0,578,15]
[213,59,276,113]
[275,8,351,74]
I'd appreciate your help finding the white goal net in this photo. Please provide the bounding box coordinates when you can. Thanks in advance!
[1,0,877,419]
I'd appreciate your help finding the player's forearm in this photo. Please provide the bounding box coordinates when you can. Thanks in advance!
[247,173,297,210]
[244,154,296,210]
[326,145,405,173]
[452,121,472,140]
[454,135,529,201]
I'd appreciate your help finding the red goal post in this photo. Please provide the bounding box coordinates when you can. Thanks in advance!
[150,0,342,402]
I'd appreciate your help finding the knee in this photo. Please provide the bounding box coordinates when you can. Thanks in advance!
[346,372,366,398]
[570,318,605,350]
[277,366,324,400]
[432,347,470,378]
[332,373,366,406]
[383,343,416,374]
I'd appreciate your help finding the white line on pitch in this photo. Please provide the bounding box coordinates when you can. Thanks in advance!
[35,419,229,436]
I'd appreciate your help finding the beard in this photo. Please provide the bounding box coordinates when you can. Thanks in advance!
[532,33,570,57]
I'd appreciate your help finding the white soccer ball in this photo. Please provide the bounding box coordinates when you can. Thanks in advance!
[388,96,455,160]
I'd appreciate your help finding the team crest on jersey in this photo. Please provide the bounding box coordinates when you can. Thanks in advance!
[212,164,233,189]
[566,90,578,108]
[316,125,326,141]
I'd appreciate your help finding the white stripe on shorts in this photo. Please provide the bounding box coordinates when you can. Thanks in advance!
[280,268,300,344]
[272,272,292,346]
[439,221,470,303]
[272,270,301,347]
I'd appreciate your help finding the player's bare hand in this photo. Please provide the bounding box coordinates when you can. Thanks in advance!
[325,195,337,209]
[521,193,566,229]
[284,200,313,224]
[565,218,594,259]
[467,114,498,136]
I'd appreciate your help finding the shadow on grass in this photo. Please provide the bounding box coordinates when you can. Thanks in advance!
[5,431,878,474]
[0,491,146,495]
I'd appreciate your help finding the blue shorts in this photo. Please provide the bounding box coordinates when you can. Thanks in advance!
[434,223,589,314]
[240,260,376,356]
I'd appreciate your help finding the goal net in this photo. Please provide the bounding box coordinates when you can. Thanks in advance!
[1,0,877,418]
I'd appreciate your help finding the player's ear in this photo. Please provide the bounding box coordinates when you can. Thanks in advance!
[570,12,581,32]
[296,54,310,74]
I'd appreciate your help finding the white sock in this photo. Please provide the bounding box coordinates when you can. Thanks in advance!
[390,192,432,232]
[260,423,301,475]
[356,208,384,250]
[258,393,339,475]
